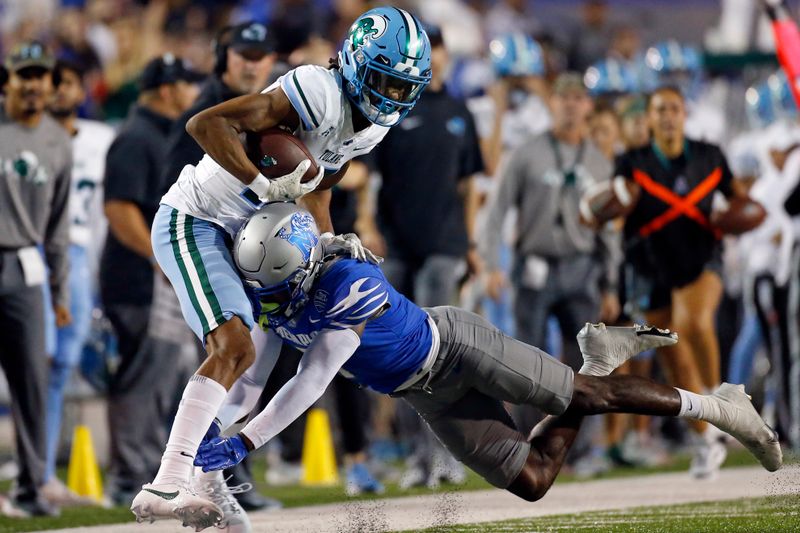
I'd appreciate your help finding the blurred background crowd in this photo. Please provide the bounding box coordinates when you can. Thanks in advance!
[1,0,800,520]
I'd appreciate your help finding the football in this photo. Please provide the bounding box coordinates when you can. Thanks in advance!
[711,196,767,235]
[246,128,320,183]
[579,176,642,226]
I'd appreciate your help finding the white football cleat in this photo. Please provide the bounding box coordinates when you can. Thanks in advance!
[131,481,222,528]
[577,323,678,376]
[703,383,782,473]
[193,470,252,532]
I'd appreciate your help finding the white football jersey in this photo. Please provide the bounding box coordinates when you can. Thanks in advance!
[70,118,115,247]
[161,65,390,236]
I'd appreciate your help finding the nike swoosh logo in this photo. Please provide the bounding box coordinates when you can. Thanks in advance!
[353,146,370,151]
[143,488,179,501]
[309,317,321,323]
[180,451,194,459]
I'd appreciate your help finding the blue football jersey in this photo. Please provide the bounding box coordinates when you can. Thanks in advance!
[263,258,433,393]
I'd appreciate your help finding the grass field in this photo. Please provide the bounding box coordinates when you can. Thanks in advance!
[0,448,785,532]
[409,494,800,532]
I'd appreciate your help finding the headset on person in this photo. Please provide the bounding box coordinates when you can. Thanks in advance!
[212,25,236,76]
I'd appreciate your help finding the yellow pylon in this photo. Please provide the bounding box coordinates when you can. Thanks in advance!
[300,408,339,486]
[66,425,104,501]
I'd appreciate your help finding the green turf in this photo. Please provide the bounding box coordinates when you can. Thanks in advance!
[0,448,776,532]
[406,494,800,532]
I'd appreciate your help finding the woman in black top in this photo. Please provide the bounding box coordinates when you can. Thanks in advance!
[614,86,745,478]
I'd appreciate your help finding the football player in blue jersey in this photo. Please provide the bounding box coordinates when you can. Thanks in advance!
[194,202,781,511]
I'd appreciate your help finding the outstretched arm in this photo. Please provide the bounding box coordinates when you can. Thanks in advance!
[194,324,365,471]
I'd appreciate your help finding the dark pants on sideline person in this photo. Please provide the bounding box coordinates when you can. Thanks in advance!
[0,250,48,496]
[103,302,153,495]
[512,253,601,458]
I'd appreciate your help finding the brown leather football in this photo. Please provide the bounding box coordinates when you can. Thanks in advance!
[580,176,642,226]
[246,128,320,183]
[711,196,767,235]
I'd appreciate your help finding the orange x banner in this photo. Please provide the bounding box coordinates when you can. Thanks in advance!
[632,167,723,239]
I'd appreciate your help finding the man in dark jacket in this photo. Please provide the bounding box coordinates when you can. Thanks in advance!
[100,55,200,504]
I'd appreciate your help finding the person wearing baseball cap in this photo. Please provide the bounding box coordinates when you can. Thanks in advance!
[99,53,201,505]
[483,69,621,436]
[138,53,206,92]
[0,40,71,517]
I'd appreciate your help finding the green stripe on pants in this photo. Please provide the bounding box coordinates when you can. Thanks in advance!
[183,215,226,328]
[169,209,210,335]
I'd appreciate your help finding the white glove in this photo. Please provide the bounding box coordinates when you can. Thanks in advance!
[248,160,325,202]
[320,232,383,264]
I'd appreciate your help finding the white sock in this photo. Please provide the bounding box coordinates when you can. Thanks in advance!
[153,375,227,485]
[676,388,705,420]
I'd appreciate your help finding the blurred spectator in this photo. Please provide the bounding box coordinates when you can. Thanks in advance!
[99,54,200,504]
[588,104,622,160]
[615,94,650,149]
[567,0,613,72]
[739,123,800,450]
[584,25,653,97]
[42,59,114,508]
[645,40,729,146]
[485,0,539,40]
[53,8,102,76]
[101,3,168,121]
[161,21,276,194]
[472,33,550,176]
[482,73,620,365]
[415,0,484,58]
[724,147,764,389]
[325,0,369,45]
[482,74,620,478]
[0,41,71,517]
[83,0,120,67]
[367,26,483,488]
[467,33,551,337]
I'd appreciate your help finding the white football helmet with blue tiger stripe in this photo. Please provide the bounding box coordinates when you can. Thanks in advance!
[233,202,323,319]
[339,7,432,126]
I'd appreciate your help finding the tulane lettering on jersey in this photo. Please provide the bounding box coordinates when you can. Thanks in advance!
[161,65,390,236]
[320,150,344,165]
[264,259,432,393]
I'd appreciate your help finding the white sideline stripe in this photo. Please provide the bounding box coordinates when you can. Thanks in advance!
[175,212,219,330]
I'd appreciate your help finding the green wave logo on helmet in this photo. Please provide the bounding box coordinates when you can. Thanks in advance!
[349,15,387,48]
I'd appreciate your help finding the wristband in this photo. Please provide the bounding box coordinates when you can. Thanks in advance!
[248,173,271,200]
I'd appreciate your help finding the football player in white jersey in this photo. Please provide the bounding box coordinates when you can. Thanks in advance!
[132,7,433,530]
[44,59,114,506]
